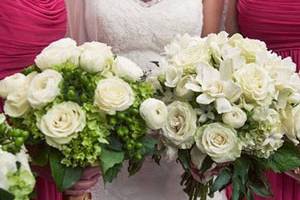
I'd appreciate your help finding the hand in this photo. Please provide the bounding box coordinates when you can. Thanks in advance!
[64,166,101,196]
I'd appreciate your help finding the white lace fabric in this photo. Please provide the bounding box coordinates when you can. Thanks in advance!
[65,0,227,199]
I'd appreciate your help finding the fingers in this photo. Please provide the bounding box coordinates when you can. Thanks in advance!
[64,174,100,196]
[81,166,101,180]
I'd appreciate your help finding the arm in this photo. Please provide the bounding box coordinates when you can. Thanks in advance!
[225,0,239,35]
[202,0,225,36]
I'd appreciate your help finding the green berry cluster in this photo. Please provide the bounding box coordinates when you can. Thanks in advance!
[108,82,154,161]
[0,122,29,154]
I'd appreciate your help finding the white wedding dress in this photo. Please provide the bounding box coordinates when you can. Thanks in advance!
[65,0,227,199]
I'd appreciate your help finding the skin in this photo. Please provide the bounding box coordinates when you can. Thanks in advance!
[202,0,225,36]
[225,0,239,35]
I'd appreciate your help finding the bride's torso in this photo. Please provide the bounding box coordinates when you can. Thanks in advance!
[65,1,227,200]
[67,0,203,70]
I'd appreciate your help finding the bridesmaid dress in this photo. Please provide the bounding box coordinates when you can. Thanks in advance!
[0,0,66,199]
[228,0,300,200]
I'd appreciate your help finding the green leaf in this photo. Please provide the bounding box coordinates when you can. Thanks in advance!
[248,174,272,198]
[100,148,124,175]
[209,168,232,196]
[200,156,214,173]
[259,142,300,172]
[232,157,251,200]
[103,163,123,183]
[49,149,83,191]
[177,149,191,171]
[0,189,14,200]
[128,159,144,176]
[31,145,49,166]
[107,135,123,152]
[246,189,254,200]
[140,136,157,156]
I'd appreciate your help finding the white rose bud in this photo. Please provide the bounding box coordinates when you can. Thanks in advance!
[162,101,197,149]
[222,106,247,129]
[140,98,168,130]
[38,102,86,149]
[27,69,62,108]
[0,73,27,98]
[35,38,80,70]
[164,65,183,88]
[113,56,144,81]
[80,42,113,73]
[94,77,135,115]
[195,123,241,163]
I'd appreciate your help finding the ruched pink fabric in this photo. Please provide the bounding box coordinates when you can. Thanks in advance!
[227,1,300,200]
[0,1,66,200]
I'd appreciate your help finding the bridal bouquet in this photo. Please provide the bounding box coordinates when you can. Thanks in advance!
[0,115,35,200]
[0,38,155,192]
[145,32,300,200]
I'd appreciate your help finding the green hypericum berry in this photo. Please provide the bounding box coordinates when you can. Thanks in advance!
[134,154,142,160]
[136,143,143,149]
[15,137,24,147]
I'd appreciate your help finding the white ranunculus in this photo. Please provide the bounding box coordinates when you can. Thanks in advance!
[4,89,30,118]
[175,75,194,99]
[222,106,247,129]
[27,69,62,108]
[140,98,168,130]
[79,42,113,73]
[190,146,207,170]
[0,73,27,98]
[38,102,86,149]
[229,34,268,63]
[94,77,135,115]
[35,38,80,70]
[162,101,197,149]
[187,63,241,114]
[112,56,144,81]
[234,63,275,105]
[164,65,183,88]
[195,123,241,163]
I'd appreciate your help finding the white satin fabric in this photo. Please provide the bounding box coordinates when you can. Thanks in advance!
[65,0,227,199]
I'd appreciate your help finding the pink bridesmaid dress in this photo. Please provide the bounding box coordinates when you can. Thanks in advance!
[0,0,66,199]
[228,0,300,200]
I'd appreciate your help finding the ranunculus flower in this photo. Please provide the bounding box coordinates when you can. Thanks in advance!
[0,73,27,98]
[175,75,194,99]
[27,69,62,108]
[234,63,275,106]
[4,89,30,118]
[79,42,113,73]
[140,98,168,130]
[164,65,183,88]
[222,106,247,129]
[38,102,86,149]
[162,101,197,149]
[94,77,135,115]
[195,123,241,163]
[112,56,144,81]
[35,38,80,70]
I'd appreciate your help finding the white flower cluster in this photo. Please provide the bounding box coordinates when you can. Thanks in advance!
[0,38,145,149]
[145,32,300,167]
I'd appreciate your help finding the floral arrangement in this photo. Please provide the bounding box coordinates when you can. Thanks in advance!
[0,115,35,200]
[0,38,156,193]
[144,32,300,200]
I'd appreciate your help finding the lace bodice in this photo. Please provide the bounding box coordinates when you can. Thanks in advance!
[66,0,203,71]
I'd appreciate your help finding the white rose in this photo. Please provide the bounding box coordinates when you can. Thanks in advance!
[94,77,135,115]
[140,98,168,130]
[0,73,27,98]
[190,146,207,170]
[222,106,247,129]
[162,101,197,149]
[38,102,86,149]
[195,123,241,163]
[175,75,194,99]
[164,65,183,88]
[27,69,62,108]
[112,56,144,81]
[234,64,275,105]
[35,38,80,70]
[79,42,113,73]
